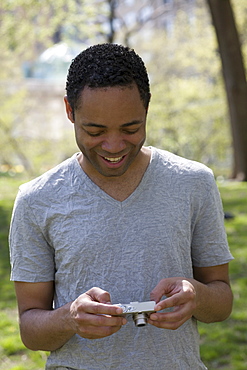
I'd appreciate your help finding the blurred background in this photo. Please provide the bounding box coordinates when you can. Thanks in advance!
[1,1,247,369]
[1,0,247,180]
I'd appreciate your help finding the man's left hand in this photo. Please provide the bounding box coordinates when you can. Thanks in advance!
[148,278,197,330]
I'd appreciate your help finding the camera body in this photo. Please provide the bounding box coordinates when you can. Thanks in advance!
[115,301,156,327]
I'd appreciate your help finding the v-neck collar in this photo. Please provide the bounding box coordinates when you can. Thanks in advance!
[73,147,155,208]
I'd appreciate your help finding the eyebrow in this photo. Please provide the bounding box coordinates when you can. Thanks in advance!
[82,120,144,128]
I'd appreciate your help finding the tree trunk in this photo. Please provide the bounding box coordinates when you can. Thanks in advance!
[107,0,117,43]
[207,0,247,180]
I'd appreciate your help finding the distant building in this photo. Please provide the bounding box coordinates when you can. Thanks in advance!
[21,43,86,141]
[21,0,198,141]
[23,42,85,82]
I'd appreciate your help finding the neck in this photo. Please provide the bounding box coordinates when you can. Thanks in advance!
[77,147,151,201]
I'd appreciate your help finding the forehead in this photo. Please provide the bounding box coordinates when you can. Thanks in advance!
[75,84,146,124]
[77,84,144,109]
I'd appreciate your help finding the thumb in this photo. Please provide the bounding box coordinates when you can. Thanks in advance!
[86,287,112,304]
[150,278,171,303]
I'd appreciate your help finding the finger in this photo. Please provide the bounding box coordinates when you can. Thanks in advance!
[148,315,189,330]
[150,280,166,303]
[154,286,196,312]
[75,312,126,339]
[82,300,124,316]
[86,287,112,304]
[76,311,127,327]
[150,308,188,323]
[77,323,123,339]
[150,278,176,303]
[149,303,193,327]
[154,294,183,311]
[149,307,192,329]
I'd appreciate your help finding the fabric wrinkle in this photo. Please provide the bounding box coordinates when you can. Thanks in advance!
[9,147,232,370]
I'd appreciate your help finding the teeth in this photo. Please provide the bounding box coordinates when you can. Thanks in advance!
[104,156,123,163]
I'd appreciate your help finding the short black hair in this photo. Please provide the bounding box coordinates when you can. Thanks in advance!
[66,43,151,113]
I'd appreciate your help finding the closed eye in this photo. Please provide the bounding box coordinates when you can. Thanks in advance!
[123,128,140,135]
[86,131,104,137]
[82,126,105,137]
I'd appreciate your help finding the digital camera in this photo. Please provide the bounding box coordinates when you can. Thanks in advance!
[115,301,156,327]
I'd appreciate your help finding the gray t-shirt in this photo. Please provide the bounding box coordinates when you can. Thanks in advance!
[9,147,233,370]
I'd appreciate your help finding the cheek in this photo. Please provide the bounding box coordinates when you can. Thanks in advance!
[130,130,146,146]
[123,127,146,146]
[75,129,98,149]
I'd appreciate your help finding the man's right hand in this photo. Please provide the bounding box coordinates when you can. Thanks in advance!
[15,282,126,351]
[69,287,127,339]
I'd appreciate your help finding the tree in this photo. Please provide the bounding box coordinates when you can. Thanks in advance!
[105,1,234,177]
[139,8,232,177]
[106,0,117,43]
[0,0,108,175]
[207,0,247,180]
[1,0,246,179]
[111,0,174,47]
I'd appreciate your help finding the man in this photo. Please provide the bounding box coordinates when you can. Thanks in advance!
[9,43,233,369]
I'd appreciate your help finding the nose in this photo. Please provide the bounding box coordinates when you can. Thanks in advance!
[101,132,127,153]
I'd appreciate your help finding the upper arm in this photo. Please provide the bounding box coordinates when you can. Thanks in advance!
[193,263,231,286]
[14,281,54,316]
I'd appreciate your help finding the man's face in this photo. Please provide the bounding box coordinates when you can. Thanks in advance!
[65,84,148,178]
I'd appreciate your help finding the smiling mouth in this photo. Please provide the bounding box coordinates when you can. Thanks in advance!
[103,156,125,163]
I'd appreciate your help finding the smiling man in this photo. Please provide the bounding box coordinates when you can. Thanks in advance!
[9,43,233,370]
[65,84,149,187]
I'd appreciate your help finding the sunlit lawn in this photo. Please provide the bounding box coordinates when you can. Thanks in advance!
[0,176,246,369]
[199,181,247,369]
[0,176,47,370]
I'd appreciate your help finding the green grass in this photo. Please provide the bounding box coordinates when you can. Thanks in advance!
[198,181,247,369]
[0,175,48,370]
[1,176,247,369]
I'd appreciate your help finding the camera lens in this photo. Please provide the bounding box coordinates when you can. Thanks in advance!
[133,313,148,327]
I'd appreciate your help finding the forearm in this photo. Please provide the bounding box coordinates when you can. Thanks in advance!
[19,287,126,351]
[190,279,233,323]
[19,303,75,351]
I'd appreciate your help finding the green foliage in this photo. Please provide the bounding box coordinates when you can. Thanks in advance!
[0,0,109,176]
[0,0,108,59]
[134,6,232,177]
[1,0,247,178]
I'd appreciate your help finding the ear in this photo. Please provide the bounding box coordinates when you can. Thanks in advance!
[64,96,75,123]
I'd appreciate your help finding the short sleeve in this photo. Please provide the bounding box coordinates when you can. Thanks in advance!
[191,172,234,267]
[9,189,55,282]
